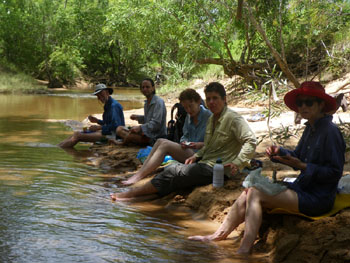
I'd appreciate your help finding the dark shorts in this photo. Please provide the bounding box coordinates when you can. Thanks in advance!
[151,162,213,197]
[287,183,335,216]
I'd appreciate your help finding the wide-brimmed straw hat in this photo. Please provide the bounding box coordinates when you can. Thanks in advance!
[284,81,336,113]
[93,83,113,95]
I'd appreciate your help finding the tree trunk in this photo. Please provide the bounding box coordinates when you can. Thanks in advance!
[244,2,300,88]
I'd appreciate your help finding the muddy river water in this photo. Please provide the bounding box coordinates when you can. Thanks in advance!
[0,90,266,263]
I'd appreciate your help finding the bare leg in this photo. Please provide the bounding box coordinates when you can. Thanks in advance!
[189,187,298,255]
[110,181,158,201]
[122,139,194,185]
[116,126,129,140]
[237,188,298,254]
[58,131,103,148]
[188,190,248,241]
[116,126,149,145]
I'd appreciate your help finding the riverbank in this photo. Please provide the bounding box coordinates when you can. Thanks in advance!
[0,69,48,93]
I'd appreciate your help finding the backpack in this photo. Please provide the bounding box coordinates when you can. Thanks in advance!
[167,102,187,143]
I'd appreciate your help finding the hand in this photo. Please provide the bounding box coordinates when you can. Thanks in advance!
[181,142,204,150]
[130,125,141,134]
[273,155,306,170]
[266,145,280,158]
[224,163,239,176]
[130,114,139,121]
[88,115,99,123]
[185,155,197,165]
[180,141,193,149]
[88,125,101,132]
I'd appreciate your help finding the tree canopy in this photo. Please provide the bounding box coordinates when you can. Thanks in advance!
[0,0,349,88]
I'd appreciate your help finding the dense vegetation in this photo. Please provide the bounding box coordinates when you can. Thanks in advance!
[0,0,350,89]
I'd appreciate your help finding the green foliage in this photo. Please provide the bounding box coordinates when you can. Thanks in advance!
[0,0,350,89]
[41,45,84,84]
[193,65,225,80]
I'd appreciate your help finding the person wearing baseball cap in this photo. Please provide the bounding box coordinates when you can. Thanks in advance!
[58,83,125,148]
[188,81,345,255]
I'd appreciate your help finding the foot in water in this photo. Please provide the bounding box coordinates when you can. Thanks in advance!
[110,193,130,202]
[121,174,143,185]
[188,230,229,242]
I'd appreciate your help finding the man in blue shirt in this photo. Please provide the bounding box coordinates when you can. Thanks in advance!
[58,84,125,148]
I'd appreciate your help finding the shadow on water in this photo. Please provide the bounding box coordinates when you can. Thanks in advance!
[0,93,269,263]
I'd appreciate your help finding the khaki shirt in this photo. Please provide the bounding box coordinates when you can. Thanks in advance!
[195,106,257,176]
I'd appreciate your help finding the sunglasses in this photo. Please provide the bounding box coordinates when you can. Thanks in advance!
[295,98,319,107]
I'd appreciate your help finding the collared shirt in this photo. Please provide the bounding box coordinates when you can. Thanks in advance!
[279,115,345,208]
[180,105,212,145]
[97,96,125,135]
[138,95,167,142]
[194,106,257,175]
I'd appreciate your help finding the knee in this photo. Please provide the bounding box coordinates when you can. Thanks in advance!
[156,138,171,149]
[236,190,248,206]
[153,138,163,147]
[116,126,123,134]
[116,126,126,136]
[246,187,262,202]
[156,138,168,145]
[72,131,81,139]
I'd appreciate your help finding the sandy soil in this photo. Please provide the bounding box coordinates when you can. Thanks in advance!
[72,77,350,262]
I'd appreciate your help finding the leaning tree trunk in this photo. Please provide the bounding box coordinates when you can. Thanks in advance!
[244,2,300,89]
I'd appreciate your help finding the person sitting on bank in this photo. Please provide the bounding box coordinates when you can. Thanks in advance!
[116,78,167,146]
[58,84,125,148]
[111,82,257,201]
[188,81,346,255]
[121,88,212,185]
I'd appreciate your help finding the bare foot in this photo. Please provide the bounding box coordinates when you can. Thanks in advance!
[236,247,252,255]
[188,231,229,242]
[188,235,213,242]
[121,174,143,185]
[110,193,131,202]
[108,139,123,145]
[110,193,119,201]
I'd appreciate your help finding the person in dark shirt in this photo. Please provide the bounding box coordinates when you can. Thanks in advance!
[188,81,346,255]
[58,84,125,148]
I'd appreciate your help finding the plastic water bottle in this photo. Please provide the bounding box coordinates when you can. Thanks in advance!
[213,158,224,188]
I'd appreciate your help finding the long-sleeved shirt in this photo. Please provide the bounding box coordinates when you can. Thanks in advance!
[194,106,257,176]
[279,115,345,212]
[180,105,212,145]
[97,96,125,135]
[137,95,167,143]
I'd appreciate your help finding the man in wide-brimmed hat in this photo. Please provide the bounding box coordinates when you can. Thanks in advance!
[58,83,125,148]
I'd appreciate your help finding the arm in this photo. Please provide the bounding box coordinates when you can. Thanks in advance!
[303,130,345,184]
[180,115,190,143]
[141,100,166,137]
[101,103,125,135]
[228,118,257,169]
[89,115,101,124]
[131,114,145,123]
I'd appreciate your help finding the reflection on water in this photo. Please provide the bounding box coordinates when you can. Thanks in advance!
[0,89,143,120]
[0,92,267,263]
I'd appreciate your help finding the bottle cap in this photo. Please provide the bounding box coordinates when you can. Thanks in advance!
[216,158,222,163]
